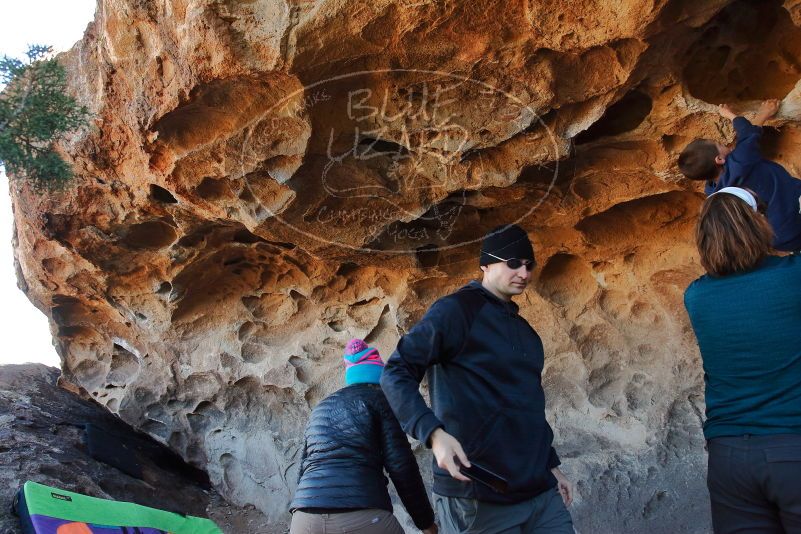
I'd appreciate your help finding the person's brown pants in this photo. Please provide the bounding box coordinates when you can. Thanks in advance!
[289,509,405,534]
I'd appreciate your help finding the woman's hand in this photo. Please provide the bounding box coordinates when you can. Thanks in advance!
[422,523,438,534]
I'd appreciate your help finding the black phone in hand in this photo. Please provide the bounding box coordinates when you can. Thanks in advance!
[456,458,509,494]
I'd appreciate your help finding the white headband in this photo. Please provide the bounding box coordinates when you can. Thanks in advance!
[713,187,758,212]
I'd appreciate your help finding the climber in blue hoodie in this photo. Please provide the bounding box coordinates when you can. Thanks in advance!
[381,224,574,534]
[678,99,801,252]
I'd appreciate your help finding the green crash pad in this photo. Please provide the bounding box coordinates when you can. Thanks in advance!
[15,481,223,534]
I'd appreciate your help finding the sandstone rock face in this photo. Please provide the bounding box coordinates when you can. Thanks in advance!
[9,0,801,531]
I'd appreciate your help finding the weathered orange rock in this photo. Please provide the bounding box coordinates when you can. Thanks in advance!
[9,0,801,531]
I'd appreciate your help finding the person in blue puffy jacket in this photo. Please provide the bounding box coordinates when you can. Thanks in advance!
[290,339,436,534]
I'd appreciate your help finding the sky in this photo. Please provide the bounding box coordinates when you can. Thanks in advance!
[0,0,97,366]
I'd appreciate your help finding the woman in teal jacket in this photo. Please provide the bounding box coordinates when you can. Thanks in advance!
[684,187,801,533]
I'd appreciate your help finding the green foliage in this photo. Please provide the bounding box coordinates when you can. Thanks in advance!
[0,44,89,190]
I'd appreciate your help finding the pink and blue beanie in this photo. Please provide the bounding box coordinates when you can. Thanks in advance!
[344,338,384,385]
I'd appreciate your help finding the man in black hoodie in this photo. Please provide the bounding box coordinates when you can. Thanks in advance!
[381,224,574,533]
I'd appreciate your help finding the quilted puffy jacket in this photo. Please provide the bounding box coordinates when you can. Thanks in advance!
[290,383,434,530]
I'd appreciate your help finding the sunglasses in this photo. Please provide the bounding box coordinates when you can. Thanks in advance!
[483,251,535,271]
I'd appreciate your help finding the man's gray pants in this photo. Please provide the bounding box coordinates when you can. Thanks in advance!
[433,489,574,534]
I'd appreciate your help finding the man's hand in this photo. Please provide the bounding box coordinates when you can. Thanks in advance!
[422,523,438,534]
[717,103,737,121]
[753,98,781,126]
[551,467,573,507]
[430,428,471,482]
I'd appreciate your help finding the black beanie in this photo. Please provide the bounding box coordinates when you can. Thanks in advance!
[480,224,535,266]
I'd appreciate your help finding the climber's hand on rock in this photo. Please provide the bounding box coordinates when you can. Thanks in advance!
[755,99,781,124]
[717,104,737,120]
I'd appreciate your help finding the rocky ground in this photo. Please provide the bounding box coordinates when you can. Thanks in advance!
[0,364,272,534]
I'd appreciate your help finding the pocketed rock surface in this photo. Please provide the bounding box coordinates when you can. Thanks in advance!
[9,1,801,532]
